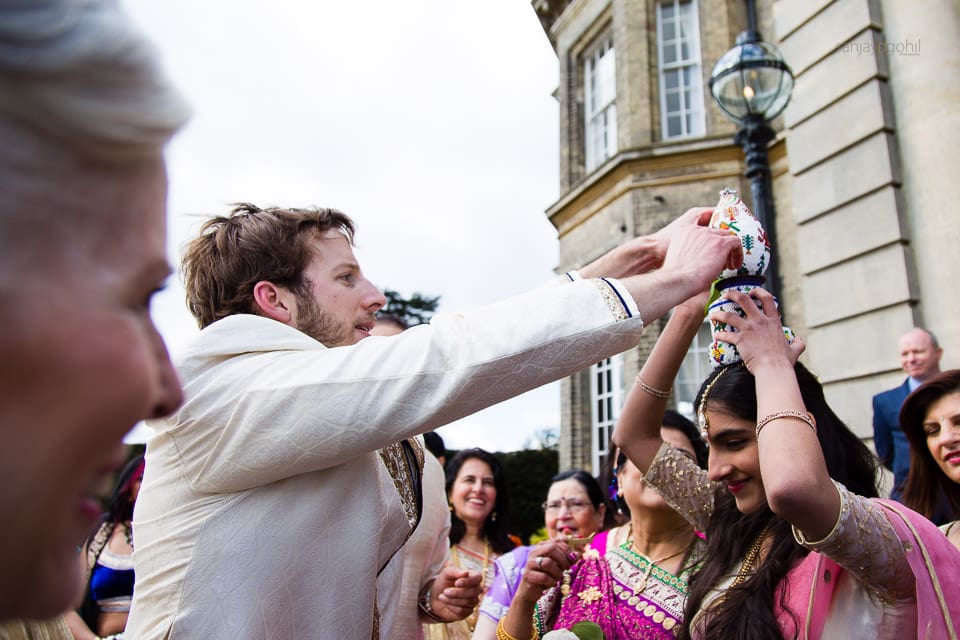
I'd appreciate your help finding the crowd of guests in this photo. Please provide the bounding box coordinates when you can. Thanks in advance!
[417,335,960,640]
[2,1,960,640]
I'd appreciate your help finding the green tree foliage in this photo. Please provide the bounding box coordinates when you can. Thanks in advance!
[381,288,441,326]
[498,448,559,544]
[528,525,550,545]
[524,427,559,451]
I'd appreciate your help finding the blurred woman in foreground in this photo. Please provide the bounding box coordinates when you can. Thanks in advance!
[0,0,187,625]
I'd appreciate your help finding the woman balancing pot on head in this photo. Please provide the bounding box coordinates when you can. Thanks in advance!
[612,191,960,638]
[425,449,516,640]
[494,412,709,640]
[900,369,960,548]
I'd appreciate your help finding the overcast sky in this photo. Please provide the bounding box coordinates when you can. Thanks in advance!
[126,1,564,452]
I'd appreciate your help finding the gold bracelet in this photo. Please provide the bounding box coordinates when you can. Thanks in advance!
[636,375,671,399]
[496,617,539,640]
[755,410,816,438]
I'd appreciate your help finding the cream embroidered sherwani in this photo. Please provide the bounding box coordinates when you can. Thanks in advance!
[394,450,449,639]
[127,277,644,639]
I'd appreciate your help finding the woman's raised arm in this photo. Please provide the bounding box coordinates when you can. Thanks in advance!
[712,288,839,539]
[612,292,707,473]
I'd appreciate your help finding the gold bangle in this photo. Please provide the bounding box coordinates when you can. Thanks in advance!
[496,618,521,640]
[496,617,538,640]
[755,410,816,438]
[636,375,671,399]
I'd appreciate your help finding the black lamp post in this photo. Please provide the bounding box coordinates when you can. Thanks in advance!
[708,0,793,306]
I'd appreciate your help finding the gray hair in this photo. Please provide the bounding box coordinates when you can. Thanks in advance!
[0,0,190,162]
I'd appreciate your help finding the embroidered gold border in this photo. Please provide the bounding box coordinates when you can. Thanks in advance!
[379,438,424,530]
[802,554,822,640]
[590,278,629,322]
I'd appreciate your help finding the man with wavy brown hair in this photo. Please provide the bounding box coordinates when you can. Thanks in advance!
[129,202,742,639]
[181,203,357,330]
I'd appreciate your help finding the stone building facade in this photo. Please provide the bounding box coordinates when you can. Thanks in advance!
[531,0,960,476]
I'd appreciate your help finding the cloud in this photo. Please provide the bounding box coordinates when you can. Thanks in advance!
[129,0,564,451]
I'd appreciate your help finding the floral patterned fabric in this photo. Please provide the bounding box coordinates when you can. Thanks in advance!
[534,528,704,639]
[477,545,532,625]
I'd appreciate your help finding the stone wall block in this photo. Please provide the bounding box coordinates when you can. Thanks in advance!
[804,305,916,387]
[779,0,881,76]
[774,0,834,40]
[795,186,904,274]
[792,132,898,222]
[787,80,891,173]
[801,243,912,327]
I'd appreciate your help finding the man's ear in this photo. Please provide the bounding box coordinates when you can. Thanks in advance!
[252,280,295,325]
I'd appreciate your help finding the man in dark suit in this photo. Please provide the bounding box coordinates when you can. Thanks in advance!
[872,327,943,502]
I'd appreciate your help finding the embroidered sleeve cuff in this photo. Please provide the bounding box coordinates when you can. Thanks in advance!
[791,481,844,547]
[590,277,640,322]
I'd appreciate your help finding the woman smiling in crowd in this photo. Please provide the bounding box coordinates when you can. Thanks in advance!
[900,369,960,548]
[426,449,515,640]
[472,469,610,639]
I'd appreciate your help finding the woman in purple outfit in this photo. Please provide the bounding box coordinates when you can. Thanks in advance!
[472,469,610,639]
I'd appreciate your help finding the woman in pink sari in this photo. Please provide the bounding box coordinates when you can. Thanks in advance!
[495,412,708,640]
[613,288,960,639]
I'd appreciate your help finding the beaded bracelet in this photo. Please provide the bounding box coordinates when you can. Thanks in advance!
[755,410,816,438]
[496,618,539,640]
[418,583,446,623]
[636,375,671,399]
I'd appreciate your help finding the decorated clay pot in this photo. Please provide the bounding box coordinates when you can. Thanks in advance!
[706,189,794,368]
[710,188,771,280]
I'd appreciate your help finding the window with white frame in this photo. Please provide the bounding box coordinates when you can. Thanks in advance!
[591,354,623,475]
[583,30,617,172]
[657,0,705,139]
[674,319,713,420]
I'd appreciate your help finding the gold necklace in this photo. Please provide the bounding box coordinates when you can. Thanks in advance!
[451,541,490,632]
[732,522,773,588]
[625,524,694,592]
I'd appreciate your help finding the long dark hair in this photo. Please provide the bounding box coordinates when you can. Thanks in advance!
[901,369,960,520]
[679,362,879,640]
[662,409,708,469]
[83,453,145,548]
[550,469,615,531]
[79,453,145,629]
[445,448,514,554]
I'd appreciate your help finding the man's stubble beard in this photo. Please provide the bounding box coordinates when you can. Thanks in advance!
[295,293,355,347]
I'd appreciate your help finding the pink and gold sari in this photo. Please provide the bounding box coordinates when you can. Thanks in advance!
[534,529,703,639]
